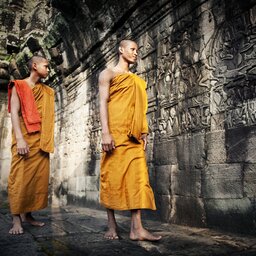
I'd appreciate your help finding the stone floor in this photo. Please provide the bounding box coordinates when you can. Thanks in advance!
[0,204,256,256]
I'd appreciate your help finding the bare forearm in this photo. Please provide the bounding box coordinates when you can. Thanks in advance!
[100,100,110,134]
[11,111,24,140]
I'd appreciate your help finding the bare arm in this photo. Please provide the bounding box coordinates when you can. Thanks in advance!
[98,69,115,152]
[10,86,30,155]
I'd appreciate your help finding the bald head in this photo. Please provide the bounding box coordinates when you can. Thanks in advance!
[119,40,136,48]
[118,40,138,54]
[28,55,47,71]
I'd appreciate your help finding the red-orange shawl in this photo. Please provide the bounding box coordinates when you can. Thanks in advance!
[8,80,41,133]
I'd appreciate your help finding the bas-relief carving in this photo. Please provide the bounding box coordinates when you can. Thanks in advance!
[210,9,256,129]
[137,15,217,142]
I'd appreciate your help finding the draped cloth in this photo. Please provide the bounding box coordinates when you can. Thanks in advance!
[8,81,54,214]
[100,73,156,210]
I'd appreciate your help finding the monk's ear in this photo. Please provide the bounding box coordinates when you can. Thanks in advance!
[119,46,124,54]
[32,62,37,70]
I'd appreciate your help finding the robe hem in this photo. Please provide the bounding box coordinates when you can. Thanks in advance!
[100,202,156,211]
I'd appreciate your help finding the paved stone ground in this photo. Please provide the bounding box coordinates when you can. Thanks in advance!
[0,203,256,256]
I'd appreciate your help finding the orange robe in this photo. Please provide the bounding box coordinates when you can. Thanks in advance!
[100,73,156,210]
[8,81,54,214]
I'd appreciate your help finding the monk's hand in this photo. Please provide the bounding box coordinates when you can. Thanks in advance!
[102,133,115,153]
[141,133,148,150]
[17,137,30,156]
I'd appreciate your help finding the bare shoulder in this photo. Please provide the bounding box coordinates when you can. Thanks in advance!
[98,68,114,84]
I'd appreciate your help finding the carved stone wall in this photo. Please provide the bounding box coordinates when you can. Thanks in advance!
[0,0,255,233]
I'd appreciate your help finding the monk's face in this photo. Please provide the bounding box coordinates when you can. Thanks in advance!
[34,59,49,78]
[120,41,138,64]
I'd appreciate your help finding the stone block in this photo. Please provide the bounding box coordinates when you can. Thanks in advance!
[206,130,226,163]
[94,159,100,176]
[68,176,99,197]
[155,165,172,195]
[244,164,256,197]
[148,163,156,192]
[0,160,10,192]
[171,165,201,197]
[154,139,177,165]
[226,126,256,163]
[202,164,243,199]
[245,130,256,163]
[177,132,206,169]
[84,191,99,202]
[205,198,255,233]
[156,194,171,222]
[170,195,206,227]
[67,191,100,208]
[211,113,225,130]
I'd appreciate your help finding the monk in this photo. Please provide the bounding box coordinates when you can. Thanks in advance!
[99,39,162,241]
[8,55,54,235]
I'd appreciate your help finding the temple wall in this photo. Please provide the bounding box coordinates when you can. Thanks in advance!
[0,91,11,197]
[0,0,255,233]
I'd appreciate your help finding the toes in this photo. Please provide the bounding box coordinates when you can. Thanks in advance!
[104,234,119,240]
[9,228,24,235]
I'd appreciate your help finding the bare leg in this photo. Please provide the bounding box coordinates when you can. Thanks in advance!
[104,208,119,239]
[130,209,162,241]
[21,212,45,227]
[9,214,24,235]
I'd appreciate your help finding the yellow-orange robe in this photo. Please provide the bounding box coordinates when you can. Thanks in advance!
[8,82,54,214]
[100,73,156,210]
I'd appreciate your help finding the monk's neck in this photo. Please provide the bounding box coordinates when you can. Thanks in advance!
[116,59,130,73]
[114,66,130,74]
[24,76,40,89]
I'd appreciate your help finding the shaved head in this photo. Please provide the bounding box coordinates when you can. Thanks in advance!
[118,40,138,54]
[28,55,47,71]
[119,40,136,48]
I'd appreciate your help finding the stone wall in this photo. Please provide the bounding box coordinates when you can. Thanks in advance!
[0,91,11,197]
[0,0,255,233]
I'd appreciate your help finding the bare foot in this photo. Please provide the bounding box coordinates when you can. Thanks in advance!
[9,215,24,235]
[104,227,119,240]
[130,227,162,241]
[21,212,45,227]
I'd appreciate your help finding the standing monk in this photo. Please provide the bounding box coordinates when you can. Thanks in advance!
[8,56,55,234]
[99,40,161,241]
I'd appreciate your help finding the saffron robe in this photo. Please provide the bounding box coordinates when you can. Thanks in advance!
[100,73,156,210]
[8,81,54,214]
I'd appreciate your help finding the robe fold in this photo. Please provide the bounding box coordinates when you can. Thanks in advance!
[8,81,54,214]
[100,73,156,210]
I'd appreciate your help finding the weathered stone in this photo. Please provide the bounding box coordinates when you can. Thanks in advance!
[171,196,206,227]
[171,166,201,197]
[154,139,177,165]
[244,164,256,198]
[155,165,172,195]
[206,131,226,163]
[205,198,255,233]
[68,176,99,196]
[177,132,206,170]
[226,126,256,163]
[244,130,256,163]
[202,164,243,199]
[0,92,11,195]
[156,194,171,222]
